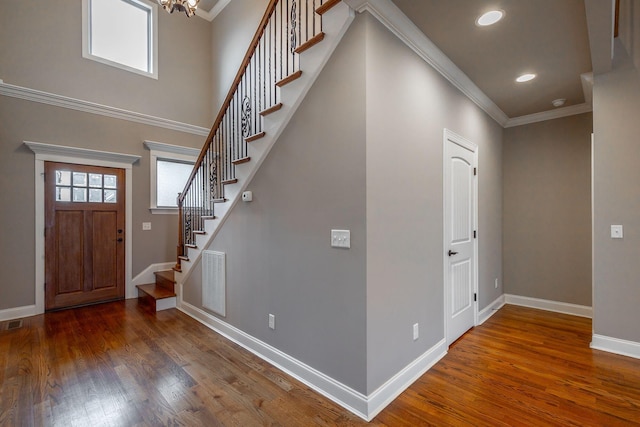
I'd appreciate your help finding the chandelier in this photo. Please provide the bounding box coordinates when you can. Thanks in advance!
[157,0,200,17]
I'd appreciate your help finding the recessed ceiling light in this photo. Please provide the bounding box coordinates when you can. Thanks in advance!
[476,10,504,26]
[516,73,536,83]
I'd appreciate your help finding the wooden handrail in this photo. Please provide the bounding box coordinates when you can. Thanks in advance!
[176,0,330,270]
[179,0,280,204]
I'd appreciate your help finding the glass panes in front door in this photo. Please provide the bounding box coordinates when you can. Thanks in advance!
[56,169,117,203]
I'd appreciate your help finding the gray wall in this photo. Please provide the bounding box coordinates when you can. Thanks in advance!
[185,14,368,393]
[0,0,211,310]
[363,14,503,393]
[185,11,504,395]
[593,39,640,342]
[619,0,640,71]
[0,0,213,127]
[211,0,268,112]
[0,97,205,310]
[503,113,592,306]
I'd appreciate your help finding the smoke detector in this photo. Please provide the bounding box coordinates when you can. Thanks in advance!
[552,98,566,108]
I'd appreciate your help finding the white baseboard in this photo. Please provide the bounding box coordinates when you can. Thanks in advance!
[504,294,592,318]
[478,295,505,325]
[591,334,640,360]
[366,339,446,420]
[178,300,446,421]
[0,304,39,322]
[131,262,175,290]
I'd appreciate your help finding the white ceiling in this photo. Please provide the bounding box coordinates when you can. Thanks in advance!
[199,0,612,123]
[390,0,594,119]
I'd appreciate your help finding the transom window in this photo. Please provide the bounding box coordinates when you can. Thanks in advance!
[55,170,118,203]
[82,0,158,79]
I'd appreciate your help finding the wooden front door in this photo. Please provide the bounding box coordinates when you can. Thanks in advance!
[45,162,125,311]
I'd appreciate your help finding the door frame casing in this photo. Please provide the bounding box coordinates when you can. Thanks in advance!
[26,141,140,315]
[442,129,479,345]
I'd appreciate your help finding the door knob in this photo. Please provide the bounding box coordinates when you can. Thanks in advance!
[117,238,123,242]
[448,250,458,256]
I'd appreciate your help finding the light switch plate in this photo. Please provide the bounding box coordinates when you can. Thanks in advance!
[611,225,623,239]
[331,230,351,249]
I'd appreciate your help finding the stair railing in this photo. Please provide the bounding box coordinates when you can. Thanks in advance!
[176,0,329,271]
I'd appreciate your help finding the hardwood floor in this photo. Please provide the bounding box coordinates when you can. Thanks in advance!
[1,302,639,426]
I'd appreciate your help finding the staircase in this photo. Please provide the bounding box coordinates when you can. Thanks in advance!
[170,0,354,289]
[136,270,177,312]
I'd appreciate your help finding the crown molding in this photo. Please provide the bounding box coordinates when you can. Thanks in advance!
[0,79,209,136]
[196,0,233,21]
[343,0,595,129]
[504,103,593,128]
[344,0,510,127]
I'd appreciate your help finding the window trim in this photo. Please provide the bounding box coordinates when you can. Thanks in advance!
[145,141,199,214]
[82,0,159,79]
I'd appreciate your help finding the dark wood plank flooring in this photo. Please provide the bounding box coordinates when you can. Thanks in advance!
[1,302,639,426]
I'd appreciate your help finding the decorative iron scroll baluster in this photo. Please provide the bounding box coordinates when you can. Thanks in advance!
[176,0,327,270]
[290,0,298,53]
[209,153,218,201]
[184,209,192,245]
[241,96,252,138]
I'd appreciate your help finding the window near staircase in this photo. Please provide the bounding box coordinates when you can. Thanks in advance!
[82,0,158,79]
[144,141,199,214]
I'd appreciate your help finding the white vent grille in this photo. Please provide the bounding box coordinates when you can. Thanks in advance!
[202,250,226,317]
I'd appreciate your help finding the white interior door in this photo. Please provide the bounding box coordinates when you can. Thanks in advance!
[444,129,478,345]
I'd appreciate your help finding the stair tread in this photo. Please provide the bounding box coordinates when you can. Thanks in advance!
[137,283,176,300]
[316,0,340,15]
[294,32,325,54]
[276,70,303,87]
[232,156,251,165]
[245,132,266,143]
[260,103,283,116]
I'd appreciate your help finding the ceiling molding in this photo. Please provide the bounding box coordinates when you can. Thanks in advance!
[344,0,510,127]
[504,103,593,128]
[584,0,615,75]
[196,0,233,21]
[0,79,210,137]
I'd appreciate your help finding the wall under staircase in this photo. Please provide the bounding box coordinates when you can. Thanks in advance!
[175,2,354,283]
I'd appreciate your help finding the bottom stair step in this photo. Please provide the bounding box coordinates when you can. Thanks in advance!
[137,283,176,312]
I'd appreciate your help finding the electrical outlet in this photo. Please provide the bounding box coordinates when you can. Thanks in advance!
[495,278,498,289]
[268,314,275,330]
[142,222,151,231]
[413,323,419,341]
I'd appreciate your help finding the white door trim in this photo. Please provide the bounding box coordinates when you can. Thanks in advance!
[25,141,140,315]
[442,129,479,345]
